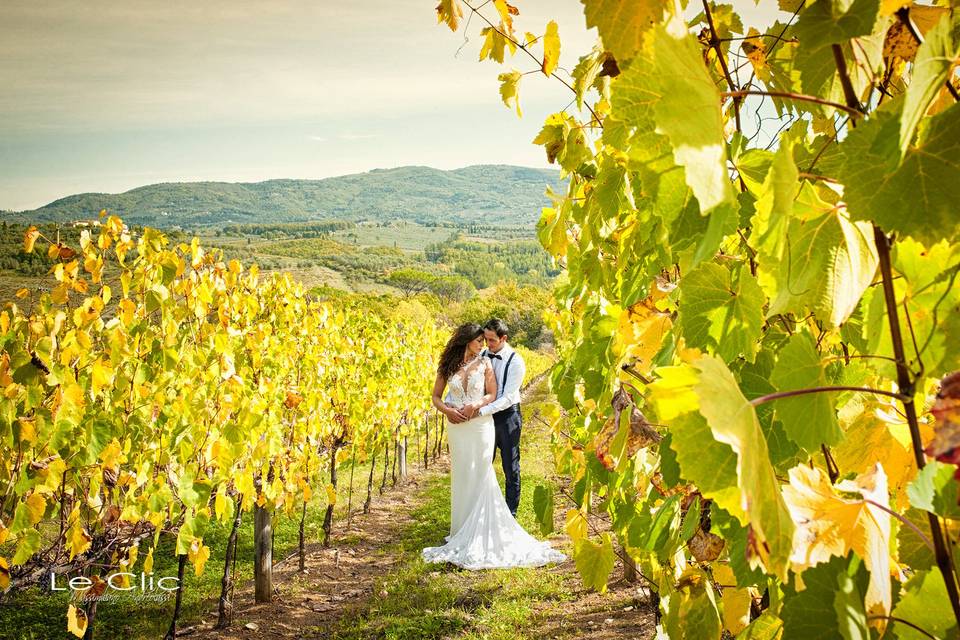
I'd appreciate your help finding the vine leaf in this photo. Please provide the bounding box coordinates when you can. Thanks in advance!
[573,532,616,593]
[541,20,560,76]
[792,0,883,109]
[613,294,673,377]
[679,263,764,364]
[892,569,959,640]
[770,331,843,452]
[782,463,892,632]
[899,11,960,158]
[593,386,661,472]
[613,14,735,214]
[713,564,751,635]
[834,404,916,509]
[67,604,88,638]
[662,567,722,640]
[780,554,870,639]
[581,0,667,63]
[907,461,960,519]
[435,0,464,31]
[497,70,523,117]
[480,26,517,63]
[693,355,794,581]
[532,484,554,535]
[839,100,960,244]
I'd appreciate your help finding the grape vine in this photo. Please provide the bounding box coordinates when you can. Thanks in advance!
[0,214,444,637]
[437,0,960,637]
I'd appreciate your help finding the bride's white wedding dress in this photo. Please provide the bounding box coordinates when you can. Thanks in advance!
[421,356,567,570]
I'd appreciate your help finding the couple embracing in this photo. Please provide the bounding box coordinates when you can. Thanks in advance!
[421,319,566,570]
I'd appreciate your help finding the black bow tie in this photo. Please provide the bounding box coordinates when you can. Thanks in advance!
[486,352,502,360]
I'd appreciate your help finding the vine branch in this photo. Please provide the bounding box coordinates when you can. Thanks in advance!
[750,385,908,407]
[460,0,603,127]
[874,224,960,629]
[721,90,864,118]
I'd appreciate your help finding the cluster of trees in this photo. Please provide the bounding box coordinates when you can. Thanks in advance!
[424,236,560,288]
[386,268,476,303]
[380,272,552,349]
[219,220,354,238]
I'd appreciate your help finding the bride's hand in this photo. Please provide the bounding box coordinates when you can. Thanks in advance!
[443,405,467,424]
[461,403,480,418]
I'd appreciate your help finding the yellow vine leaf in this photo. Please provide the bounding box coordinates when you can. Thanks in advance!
[24,226,40,253]
[435,0,463,31]
[25,492,45,525]
[497,70,523,117]
[214,487,227,520]
[714,564,751,635]
[189,539,210,576]
[564,508,588,542]
[879,0,909,14]
[17,417,36,445]
[542,21,560,76]
[326,482,337,506]
[614,296,673,376]
[479,25,516,63]
[493,0,518,34]
[0,557,10,592]
[91,358,115,397]
[740,28,769,82]
[782,463,893,634]
[143,546,155,574]
[68,518,92,560]
[67,604,88,638]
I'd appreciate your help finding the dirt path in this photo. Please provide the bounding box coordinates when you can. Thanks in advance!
[182,462,450,639]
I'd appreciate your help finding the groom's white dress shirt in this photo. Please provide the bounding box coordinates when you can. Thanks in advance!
[479,343,525,416]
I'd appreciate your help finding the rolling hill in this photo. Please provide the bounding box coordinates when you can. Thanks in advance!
[4,165,564,230]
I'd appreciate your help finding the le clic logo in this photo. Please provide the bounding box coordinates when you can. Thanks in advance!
[49,571,179,594]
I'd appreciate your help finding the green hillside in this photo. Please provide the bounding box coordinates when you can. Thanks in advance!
[4,165,563,229]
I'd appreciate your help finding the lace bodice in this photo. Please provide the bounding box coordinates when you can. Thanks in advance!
[446,356,490,407]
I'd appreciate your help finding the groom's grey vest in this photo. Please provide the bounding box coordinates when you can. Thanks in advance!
[493,351,521,419]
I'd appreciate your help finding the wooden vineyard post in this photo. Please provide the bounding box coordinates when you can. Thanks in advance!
[399,435,408,481]
[216,496,243,628]
[423,415,430,469]
[416,420,421,471]
[391,425,398,487]
[254,505,273,603]
[164,554,188,639]
[364,446,377,514]
[347,443,356,529]
[379,439,390,495]
[322,443,338,546]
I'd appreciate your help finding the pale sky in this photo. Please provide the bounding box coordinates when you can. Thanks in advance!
[0,1,785,211]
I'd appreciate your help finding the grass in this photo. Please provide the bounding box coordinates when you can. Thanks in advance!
[329,376,576,640]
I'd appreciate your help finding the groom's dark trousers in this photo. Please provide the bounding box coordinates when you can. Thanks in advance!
[492,403,522,516]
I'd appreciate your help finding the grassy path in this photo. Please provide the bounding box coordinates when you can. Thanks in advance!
[321,376,657,640]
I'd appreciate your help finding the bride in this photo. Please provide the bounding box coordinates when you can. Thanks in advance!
[421,323,566,570]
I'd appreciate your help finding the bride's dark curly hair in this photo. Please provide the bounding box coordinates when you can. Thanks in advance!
[437,323,484,381]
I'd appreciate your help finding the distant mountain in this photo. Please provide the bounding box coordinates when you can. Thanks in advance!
[5,165,564,230]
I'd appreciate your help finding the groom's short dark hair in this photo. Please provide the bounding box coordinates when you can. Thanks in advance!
[484,318,509,338]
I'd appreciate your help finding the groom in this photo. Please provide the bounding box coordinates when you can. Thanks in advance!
[463,318,526,517]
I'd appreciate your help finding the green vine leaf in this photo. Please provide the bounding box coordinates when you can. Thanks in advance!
[839,100,960,244]
[770,331,843,452]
